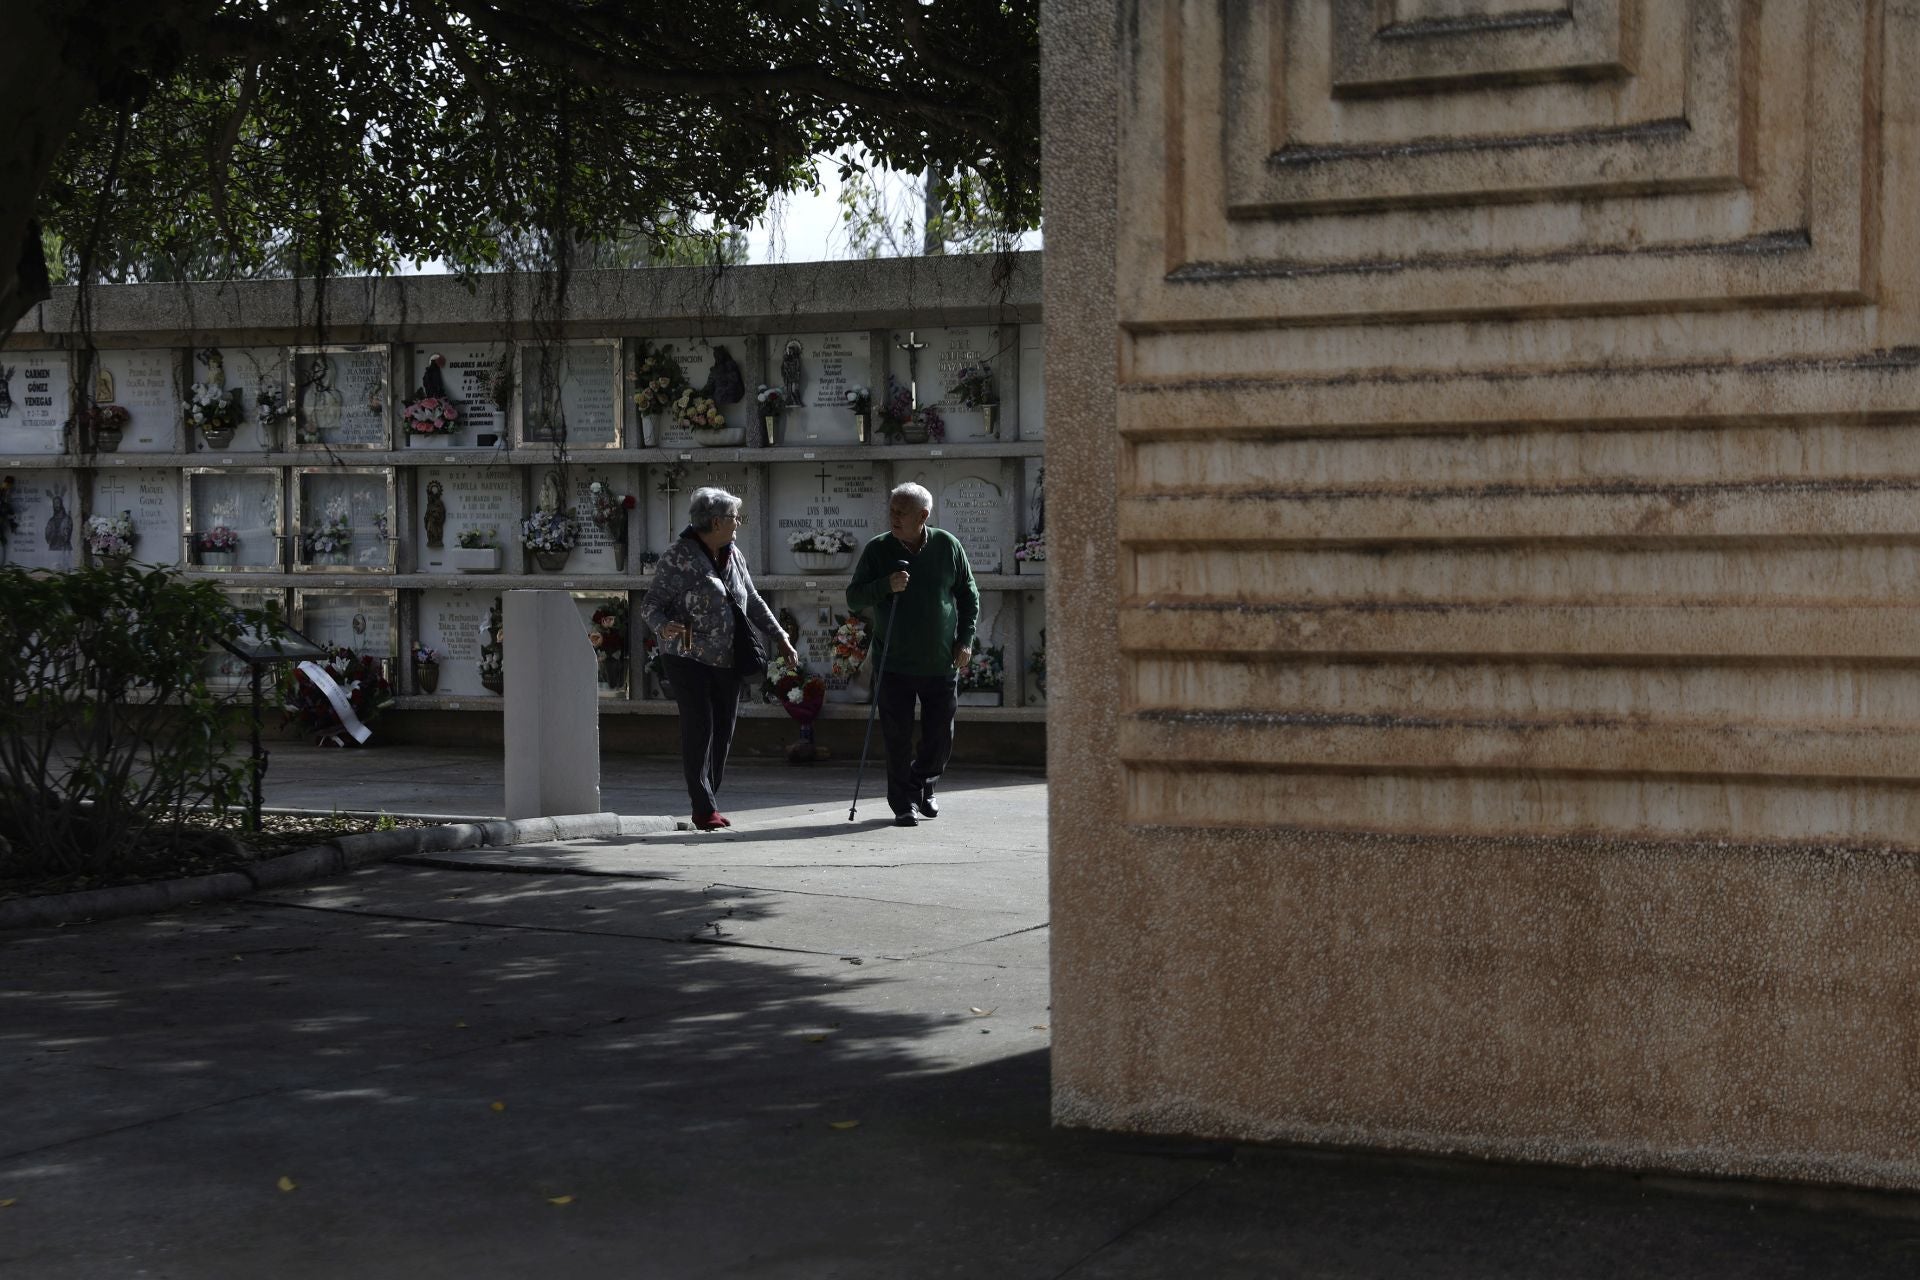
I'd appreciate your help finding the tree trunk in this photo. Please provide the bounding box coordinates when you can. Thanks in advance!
[0,10,95,338]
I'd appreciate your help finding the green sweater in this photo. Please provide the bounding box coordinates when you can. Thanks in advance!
[845,528,980,677]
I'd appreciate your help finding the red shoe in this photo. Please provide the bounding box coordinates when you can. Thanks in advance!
[693,813,726,831]
[712,813,732,827]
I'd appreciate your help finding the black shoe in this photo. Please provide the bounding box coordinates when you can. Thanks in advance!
[913,794,939,819]
[894,811,918,827]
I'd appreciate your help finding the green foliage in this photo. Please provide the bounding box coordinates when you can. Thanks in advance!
[0,565,281,879]
[836,167,1026,259]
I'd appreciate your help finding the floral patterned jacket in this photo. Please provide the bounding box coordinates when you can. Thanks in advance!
[640,527,783,670]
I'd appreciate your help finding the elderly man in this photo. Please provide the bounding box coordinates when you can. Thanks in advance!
[846,482,980,827]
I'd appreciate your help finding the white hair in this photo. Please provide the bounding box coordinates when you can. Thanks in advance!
[889,482,933,513]
[687,486,742,531]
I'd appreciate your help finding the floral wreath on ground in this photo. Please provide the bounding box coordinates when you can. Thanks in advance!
[1013,532,1046,563]
[958,646,1006,692]
[672,389,728,432]
[763,653,826,723]
[788,527,857,555]
[304,498,352,559]
[520,509,579,553]
[830,614,871,680]
[633,342,689,415]
[949,363,996,408]
[281,647,394,745]
[195,525,240,554]
[400,394,460,436]
[84,510,136,558]
[877,376,945,443]
[183,381,241,436]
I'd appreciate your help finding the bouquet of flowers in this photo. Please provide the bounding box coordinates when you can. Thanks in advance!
[84,510,137,559]
[949,363,997,408]
[589,480,635,537]
[520,509,579,554]
[183,381,241,434]
[633,342,689,415]
[457,525,499,550]
[281,647,393,745]
[256,385,289,437]
[845,386,871,415]
[672,388,728,433]
[400,394,460,436]
[412,643,438,667]
[763,653,826,724]
[304,498,352,559]
[195,525,240,553]
[958,646,1006,692]
[478,598,505,690]
[830,613,871,679]
[876,375,945,443]
[589,602,628,659]
[788,528,857,555]
[1013,532,1046,563]
[639,551,661,573]
[755,384,788,414]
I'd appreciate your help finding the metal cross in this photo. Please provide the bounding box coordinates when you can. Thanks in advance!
[814,462,834,494]
[896,330,928,409]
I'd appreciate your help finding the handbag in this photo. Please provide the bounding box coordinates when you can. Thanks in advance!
[730,601,767,677]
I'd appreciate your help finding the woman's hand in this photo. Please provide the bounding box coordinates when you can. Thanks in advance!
[778,636,800,665]
[661,622,689,644]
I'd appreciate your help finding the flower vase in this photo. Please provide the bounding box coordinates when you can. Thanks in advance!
[601,656,627,691]
[481,672,504,694]
[95,427,123,453]
[793,550,853,573]
[980,404,999,438]
[200,427,235,450]
[643,414,665,447]
[787,720,829,764]
[691,426,745,448]
[533,548,572,572]
[414,662,440,694]
[854,412,869,444]
[448,547,501,573]
[612,542,628,572]
[900,422,929,445]
[761,414,778,447]
[200,549,237,568]
[313,550,349,567]
[97,551,130,571]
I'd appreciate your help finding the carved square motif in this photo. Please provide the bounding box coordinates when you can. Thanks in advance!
[1333,1,1630,98]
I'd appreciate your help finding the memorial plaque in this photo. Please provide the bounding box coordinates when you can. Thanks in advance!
[293,467,396,571]
[1017,323,1044,441]
[518,339,621,448]
[898,460,1010,574]
[769,590,870,704]
[888,325,1007,442]
[416,467,518,574]
[643,462,756,555]
[416,588,496,696]
[294,588,397,660]
[1021,589,1046,705]
[290,345,391,449]
[0,352,70,454]
[97,349,181,451]
[768,331,870,444]
[186,468,283,571]
[202,346,289,453]
[767,461,882,575]
[530,463,638,575]
[406,343,509,448]
[90,470,182,567]
[5,470,80,570]
[203,588,285,690]
[641,335,752,447]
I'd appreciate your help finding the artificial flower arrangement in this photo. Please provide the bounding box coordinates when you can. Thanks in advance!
[639,551,661,574]
[949,363,997,408]
[632,342,689,415]
[845,386,871,415]
[958,646,1006,692]
[255,385,290,439]
[412,643,437,666]
[763,653,826,723]
[787,527,858,555]
[183,381,241,437]
[1013,532,1046,563]
[589,480,635,536]
[588,602,628,660]
[84,510,137,560]
[876,375,945,443]
[304,497,352,560]
[477,597,505,691]
[829,613,871,680]
[519,509,579,554]
[456,525,499,549]
[671,388,728,432]
[755,384,789,414]
[196,525,240,555]
[75,403,131,443]
[281,646,393,746]
[400,394,460,436]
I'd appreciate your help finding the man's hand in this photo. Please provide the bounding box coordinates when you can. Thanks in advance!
[889,569,910,593]
[953,644,972,671]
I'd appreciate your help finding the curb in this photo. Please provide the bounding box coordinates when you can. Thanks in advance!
[0,812,681,932]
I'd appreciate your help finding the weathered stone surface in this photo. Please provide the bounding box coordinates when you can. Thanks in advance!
[1047,0,1920,1187]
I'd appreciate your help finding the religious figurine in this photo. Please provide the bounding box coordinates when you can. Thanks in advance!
[422,353,449,399]
[781,340,804,407]
[706,345,746,404]
[0,366,13,420]
[201,348,226,389]
[303,355,341,441]
[539,471,565,514]
[44,492,71,550]
[1029,465,1045,537]
[424,479,447,548]
[94,366,114,404]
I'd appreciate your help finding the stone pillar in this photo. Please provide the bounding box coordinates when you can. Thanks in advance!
[1046,0,1920,1188]
[503,589,600,819]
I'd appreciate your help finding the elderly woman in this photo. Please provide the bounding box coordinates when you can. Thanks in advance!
[641,486,798,830]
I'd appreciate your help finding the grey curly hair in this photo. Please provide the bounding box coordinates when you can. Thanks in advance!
[687,486,743,532]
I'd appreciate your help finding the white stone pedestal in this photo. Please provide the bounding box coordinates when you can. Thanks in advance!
[503,590,600,819]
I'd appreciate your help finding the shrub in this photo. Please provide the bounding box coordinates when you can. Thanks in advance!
[0,565,282,879]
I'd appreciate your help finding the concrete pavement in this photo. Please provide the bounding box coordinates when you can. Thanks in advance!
[4,747,1920,1277]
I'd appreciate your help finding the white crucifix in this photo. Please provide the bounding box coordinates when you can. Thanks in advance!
[896,330,929,409]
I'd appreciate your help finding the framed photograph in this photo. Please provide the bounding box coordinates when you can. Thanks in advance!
[516,339,622,449]
[288,344,391,450]
[291,466,397,573]
[183,467,284,572]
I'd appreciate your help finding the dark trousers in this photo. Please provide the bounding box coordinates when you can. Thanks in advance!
[877,669,958,815]
[663,655,742,819]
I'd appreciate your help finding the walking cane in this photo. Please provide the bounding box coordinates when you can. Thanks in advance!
[849,561,910,821]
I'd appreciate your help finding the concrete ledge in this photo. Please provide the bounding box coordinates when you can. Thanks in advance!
[0,812,677,931]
